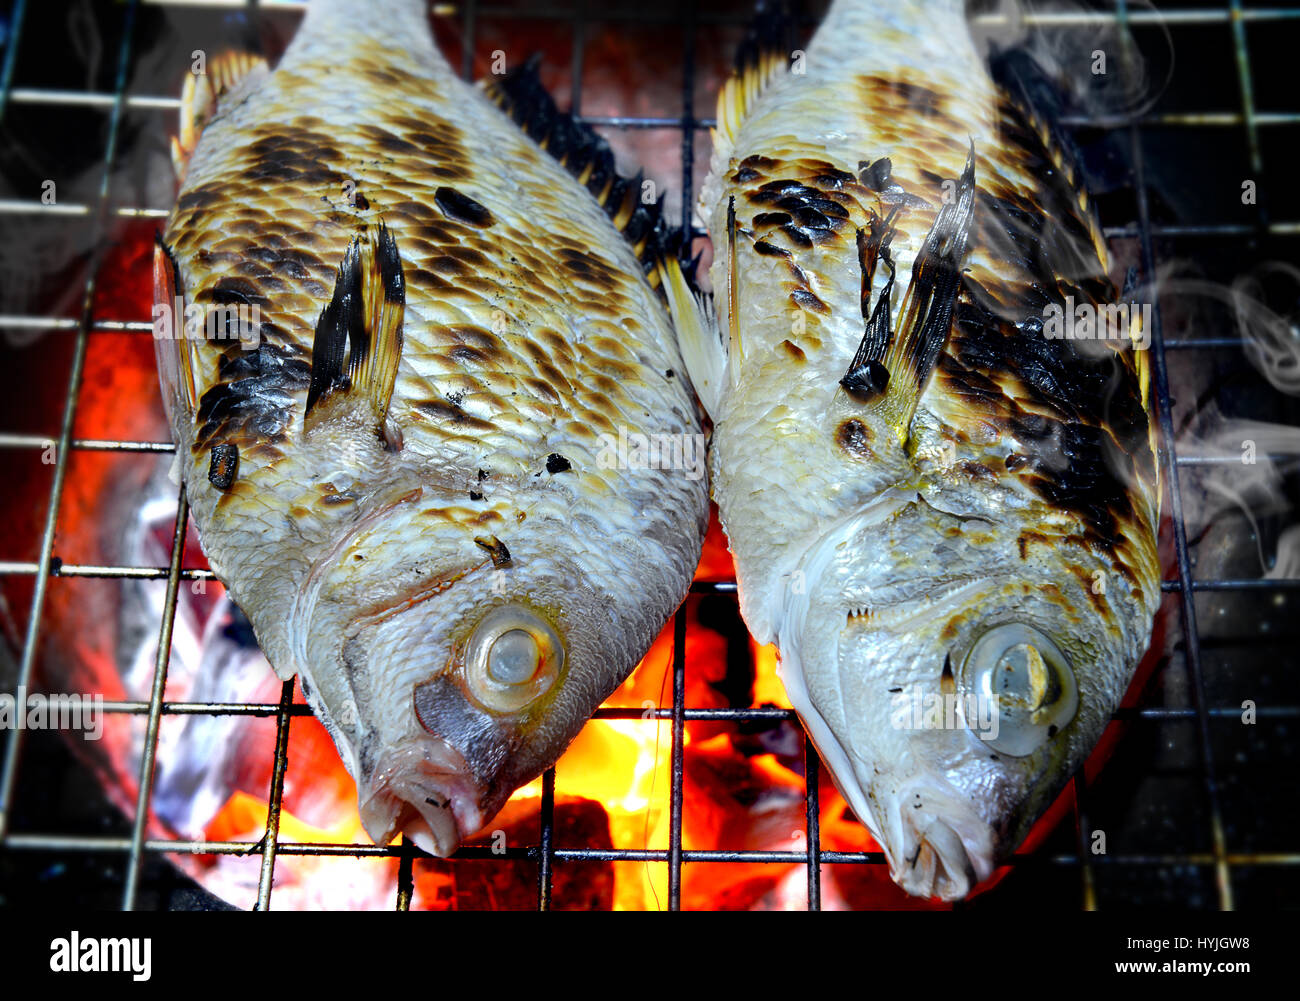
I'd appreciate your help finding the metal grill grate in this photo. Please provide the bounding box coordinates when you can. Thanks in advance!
[1,0,1298,911]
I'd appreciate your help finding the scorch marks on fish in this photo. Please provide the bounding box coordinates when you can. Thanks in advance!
[715,87,1156,598]
[157,0,707,860]
[671,0,1162,900]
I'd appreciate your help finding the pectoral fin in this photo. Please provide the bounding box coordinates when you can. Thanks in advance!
[840,145,976,443]
[840,208,900,400]
[305,223,405,441]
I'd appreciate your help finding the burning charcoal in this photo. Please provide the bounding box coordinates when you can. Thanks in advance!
[415,797,614,910]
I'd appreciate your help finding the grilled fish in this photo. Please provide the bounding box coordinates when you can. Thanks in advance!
[665,0,1160,898]
[154,0,707,858]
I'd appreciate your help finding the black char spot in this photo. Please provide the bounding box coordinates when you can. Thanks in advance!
[435,186,495,227]
[208,443,239,489]
[860,157,893,191]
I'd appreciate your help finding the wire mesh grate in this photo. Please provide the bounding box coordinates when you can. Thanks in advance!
[0,0,1297,911]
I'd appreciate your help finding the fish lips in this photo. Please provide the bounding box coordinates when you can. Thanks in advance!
[788,571,1020,899]
[877,771,998,901]
[357,735,487,858]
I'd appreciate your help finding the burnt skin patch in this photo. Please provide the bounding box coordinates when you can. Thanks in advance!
[174,185,229,217]
[857,74,958,127]
[813,165,856,189]
[738,154,778,172]
[754,211,793,228]
[206,276,271,309]
[790,288,829,314]
[415,399,495,432]
[859,156,893,191]
[474,535,512,568]
[243,126,343,187]
[753,239,792,258]
[1068,563,1112,616]
[955,460,997,483]
[779,339,805,362]
[193,344,312,453]
[434,186,495,227]
[545,453,571,474]
[747,176,852,251]
[320,489,356,506]
[207,443,239,489]
[1016,530,1053,560]
[928,94,1156,567]
[836,418,874,458]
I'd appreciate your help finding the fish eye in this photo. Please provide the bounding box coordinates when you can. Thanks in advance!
[959,622,1077,757]
[464,606,564,713]
[488,629,540,685]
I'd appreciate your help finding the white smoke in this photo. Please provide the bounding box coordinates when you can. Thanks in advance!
[1162,263,1300,578]
[968,0,1174,122]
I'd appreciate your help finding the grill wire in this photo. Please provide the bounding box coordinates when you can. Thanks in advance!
[0,0,1297,911]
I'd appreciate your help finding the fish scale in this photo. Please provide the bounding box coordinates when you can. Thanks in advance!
[155,0,707,857]
[667,0,1159,899]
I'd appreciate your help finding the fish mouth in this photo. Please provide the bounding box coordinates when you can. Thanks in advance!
[885,774,996,901]
[358,739,486,857]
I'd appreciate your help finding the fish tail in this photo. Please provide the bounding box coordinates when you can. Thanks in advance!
[822,0,968,29]
[289,0,439,64]
[813,0,976,66]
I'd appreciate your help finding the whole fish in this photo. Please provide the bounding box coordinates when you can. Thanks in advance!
[666,0,1160,898]
[154,0,707,857]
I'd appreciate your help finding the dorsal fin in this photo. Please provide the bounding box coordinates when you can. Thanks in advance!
[989,45,1110,272]
[713,1,798,156]
[305,223,405,442]
[840,145,976,443]
[480,55,669,285]
[171,51,269,184]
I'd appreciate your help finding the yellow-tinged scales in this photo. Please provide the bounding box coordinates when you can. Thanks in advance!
[665,0,1160,899]
[155,0,707,857]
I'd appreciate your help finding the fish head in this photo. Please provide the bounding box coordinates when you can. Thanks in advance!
[781,488,1152,900]
[301,497,693,858]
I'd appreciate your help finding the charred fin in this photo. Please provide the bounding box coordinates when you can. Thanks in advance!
[305,223,405,437]
[715,1,798,150]
[841,145,976,442]
[481,56,668,282]
[840,222,898,401]
[840,206,902,399]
